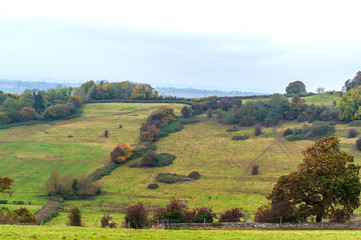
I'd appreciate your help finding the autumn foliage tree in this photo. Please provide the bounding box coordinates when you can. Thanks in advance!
[261,136,361,222]
[0,177,13,196]
[21,107,35,120]
[147,106,175,124]
[110,144,133,164]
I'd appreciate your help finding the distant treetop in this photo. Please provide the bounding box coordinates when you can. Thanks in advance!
[344,71,361,92]
[285,81,306,95]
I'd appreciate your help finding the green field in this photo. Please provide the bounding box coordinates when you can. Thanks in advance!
[1,98,361,228]
[302,93,341,107]
[1,225,361,240]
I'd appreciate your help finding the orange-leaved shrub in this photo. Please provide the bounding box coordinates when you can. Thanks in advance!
[110,144,133,164]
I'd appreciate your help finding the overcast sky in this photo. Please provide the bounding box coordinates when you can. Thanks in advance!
[1,0,361,93]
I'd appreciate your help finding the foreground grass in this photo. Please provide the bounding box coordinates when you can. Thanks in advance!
[1,225,361,240]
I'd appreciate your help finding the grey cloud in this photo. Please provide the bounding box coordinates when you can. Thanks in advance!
[0,17,359,92]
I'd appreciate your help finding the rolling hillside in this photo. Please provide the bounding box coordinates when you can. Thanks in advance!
[1,94,361,227]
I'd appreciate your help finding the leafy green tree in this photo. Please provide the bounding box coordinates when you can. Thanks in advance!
[285,81,306,95]
[266,136,361,222]
[339,86,361,121]
[130,84,157,100]
[265,94,289,126]
[344,71,361,92]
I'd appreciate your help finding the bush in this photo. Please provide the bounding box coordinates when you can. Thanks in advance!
[327,209,352,223]
[155,173,185,184]
[148,106,175,124]
[147,183,159,189]
[12,201,24,205]
[0,200,7,204]
[124,203,148,229]
[67,207,83,227]
[254,204,273,223]
[45,169,101,199]
[153,198,187,223]
[254,124,262,136]
[231,135,249,141]
[356,138,361,151]
[254,202,298,223]
[188,171,201,180]
[141,150,158,167]
[348,129,357,138]
[13,208,37,224]
[140,121,160,142]
[219,208,244,222]
[157,153,176,167]
[193,207,215,223]
[0,207,36,225]
[75,174,102,198]
[181,106,191,118]
[251,165,259,175]
[285,123,335,141]
[283,128,293,137]
[207,108,213,118]
[226,126,239,132]
[110,144,133,164]
[101,214,117,228]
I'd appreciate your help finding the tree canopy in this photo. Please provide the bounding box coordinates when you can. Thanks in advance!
[285,81,306,95]
[265,136,361,222]
[0,176,13,196]
[339,85,361,122]
[344,71,361,92]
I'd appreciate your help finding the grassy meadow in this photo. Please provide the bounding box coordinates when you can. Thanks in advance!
[2,94,361,229]
[1,225,361,240]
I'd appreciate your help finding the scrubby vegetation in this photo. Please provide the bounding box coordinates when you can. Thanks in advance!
[100,214,117,228]
[110,144,133,164]
[155,173,185,184]
[153,198,215,224]
[67,207,83,227]
[44,169,101,200]
[124,203,148,229]
[219,208,245,222]
[284,123,335,141]
[231,135,250,141]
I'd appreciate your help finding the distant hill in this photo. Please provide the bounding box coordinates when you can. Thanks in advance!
[156,87,267,98]
[0,79,80,93]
